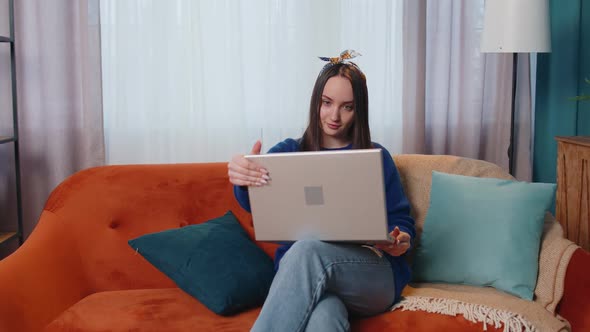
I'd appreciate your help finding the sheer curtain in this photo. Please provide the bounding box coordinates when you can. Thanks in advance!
[402,0,533,180]
[100,0,404,164]
[0,0,104,249]
[424,1,512,163]
[101,0,534,179]
[17,0,105,237]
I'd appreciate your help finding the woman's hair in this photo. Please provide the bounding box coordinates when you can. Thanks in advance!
[300,63,371,151]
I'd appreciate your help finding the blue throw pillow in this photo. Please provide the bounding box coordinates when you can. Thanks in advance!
[128,211,275,315]
[412,171,556,300]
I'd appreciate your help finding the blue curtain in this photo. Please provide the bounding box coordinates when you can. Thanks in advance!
[534,0,590,183]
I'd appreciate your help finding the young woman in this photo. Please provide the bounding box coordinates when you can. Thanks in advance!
[227,50,415,332]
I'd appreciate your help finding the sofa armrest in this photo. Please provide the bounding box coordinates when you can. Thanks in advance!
[0,211,89,332]
[557,248,590,331]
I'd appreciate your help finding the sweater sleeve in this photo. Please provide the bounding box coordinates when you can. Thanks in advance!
[233,138,300,212]
[233,185,252,212]
[380,146,416,249]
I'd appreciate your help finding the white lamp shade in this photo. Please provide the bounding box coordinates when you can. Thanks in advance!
[481,0,551,53]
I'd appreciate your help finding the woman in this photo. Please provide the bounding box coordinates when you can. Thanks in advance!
[227,50,415,332]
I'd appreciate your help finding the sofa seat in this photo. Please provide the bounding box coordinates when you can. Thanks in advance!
[43,288,261,332]
[44,287,503,332]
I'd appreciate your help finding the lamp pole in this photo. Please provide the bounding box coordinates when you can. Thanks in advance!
[508,53,518,176]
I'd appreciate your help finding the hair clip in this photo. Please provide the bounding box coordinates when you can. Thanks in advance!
[318,49,362,75]
[319,49,362,64]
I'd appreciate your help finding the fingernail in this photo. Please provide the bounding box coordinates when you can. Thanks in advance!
[260,179,268,184]
[262,174,270,180]
[261,168,269,174]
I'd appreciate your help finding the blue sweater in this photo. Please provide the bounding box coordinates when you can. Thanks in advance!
[233,138,416,302]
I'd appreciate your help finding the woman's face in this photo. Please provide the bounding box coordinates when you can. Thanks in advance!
[319,75,355,148]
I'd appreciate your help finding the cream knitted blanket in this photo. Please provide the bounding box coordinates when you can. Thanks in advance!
[391,155,579,332]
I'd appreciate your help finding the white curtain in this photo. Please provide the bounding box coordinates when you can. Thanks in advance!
[402,0,532,180]
[100,0,404,164]
[100,0,534,180]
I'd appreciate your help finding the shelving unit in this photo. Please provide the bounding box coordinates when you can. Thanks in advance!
[0,0,23,247]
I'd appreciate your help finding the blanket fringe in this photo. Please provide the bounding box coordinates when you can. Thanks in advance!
[390,296,537,332]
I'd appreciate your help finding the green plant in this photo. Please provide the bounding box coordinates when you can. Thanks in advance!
[572,78,590,101]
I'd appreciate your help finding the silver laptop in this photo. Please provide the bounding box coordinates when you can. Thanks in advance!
[245,149,388,242]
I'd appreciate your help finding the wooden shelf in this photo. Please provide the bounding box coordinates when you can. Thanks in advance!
[1,0,23,251]
[0,135,16,144]
[0,232,17,244]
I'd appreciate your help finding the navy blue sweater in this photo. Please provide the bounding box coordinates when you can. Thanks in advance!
[233,138,416,302]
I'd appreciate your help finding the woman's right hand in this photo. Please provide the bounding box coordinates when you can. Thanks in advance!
[227,140,270,187]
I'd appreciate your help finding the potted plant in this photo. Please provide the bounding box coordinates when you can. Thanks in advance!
[573,78,590,101]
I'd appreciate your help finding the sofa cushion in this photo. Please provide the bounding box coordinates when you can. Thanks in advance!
[128,211,275,315]
[411,171,557,300]
[42,288,503,332]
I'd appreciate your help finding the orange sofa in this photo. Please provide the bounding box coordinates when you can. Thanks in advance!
[0,156,588,332]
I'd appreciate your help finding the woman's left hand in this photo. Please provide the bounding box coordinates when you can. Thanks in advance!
[374,226,411,256]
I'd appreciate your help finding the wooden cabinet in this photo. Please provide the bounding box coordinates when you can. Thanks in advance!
[555,136,590,251]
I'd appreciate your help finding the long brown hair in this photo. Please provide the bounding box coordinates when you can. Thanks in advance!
[300,63,371,151]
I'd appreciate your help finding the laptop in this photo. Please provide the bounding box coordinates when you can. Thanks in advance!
[245,149,389,242]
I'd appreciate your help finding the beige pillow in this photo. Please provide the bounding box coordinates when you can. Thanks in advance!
[393,154,578,312]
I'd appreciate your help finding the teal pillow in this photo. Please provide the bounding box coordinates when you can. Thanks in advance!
[412,171,556,300]
[128,211,275,315]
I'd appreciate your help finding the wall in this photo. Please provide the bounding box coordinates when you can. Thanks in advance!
[534,0,590,183]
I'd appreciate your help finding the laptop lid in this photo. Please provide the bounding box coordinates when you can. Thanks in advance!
[245,148,388,242]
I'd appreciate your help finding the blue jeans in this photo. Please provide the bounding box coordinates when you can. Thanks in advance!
[251,239,396,332]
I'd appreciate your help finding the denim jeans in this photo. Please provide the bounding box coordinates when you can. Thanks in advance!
[251,239,396,332]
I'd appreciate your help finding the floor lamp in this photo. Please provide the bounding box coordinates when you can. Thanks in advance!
[480,0,551,176]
